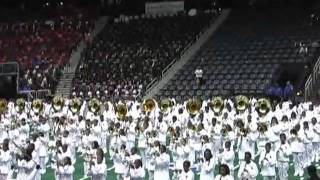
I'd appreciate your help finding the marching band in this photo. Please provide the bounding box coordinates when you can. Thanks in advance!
[0,95,319,180]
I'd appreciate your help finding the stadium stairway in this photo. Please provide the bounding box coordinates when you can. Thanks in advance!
[144,9,231,99]
[55,16,108,97]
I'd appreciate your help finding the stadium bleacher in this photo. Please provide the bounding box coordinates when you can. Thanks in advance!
[0,15,95,92]
[157,8,320,102]
[1,1,320,180]
[72,12,218,100]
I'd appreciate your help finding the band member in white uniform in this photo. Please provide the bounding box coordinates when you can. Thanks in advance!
[129,159,145,180]
[276,133,291,180]
[153,145,170,180]
[238,152,258,180]
[0,139,12,180]
[259,143,276,180]
[55,156,75,180]
[178,160,194,180]
[200,149,215,180]
[289,127,304,177]
[88,148,106,180]
[214,164,234,180]
[219,141,235,175]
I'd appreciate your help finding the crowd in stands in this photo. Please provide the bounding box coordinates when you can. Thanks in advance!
[0,15,95,91]
[72,11,217,100]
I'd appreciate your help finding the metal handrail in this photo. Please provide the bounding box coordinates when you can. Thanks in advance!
[305,75,312,101]
[144,15,216,96]
[305,56,320,101]
[19,89,51,99]
[145,78,158,94]
[162,58,177,76]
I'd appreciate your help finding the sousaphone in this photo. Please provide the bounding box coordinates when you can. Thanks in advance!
[160,98,174,114]
[186,98,202,115]
[142,98,157,113]
[234,95,249,112]
[0,99,8,114]
[52,96,65,112]
[255,98,271,115]
[69,98,82,114]
[211,96,224,114]
[15,98,25,113]
[115,103,128,120]
[88,98,101,114]
[32,99,44,114]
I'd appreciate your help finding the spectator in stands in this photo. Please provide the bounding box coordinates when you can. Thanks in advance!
[195,67,203,86]
[73,13,214,99]
[0,14,94,93]
[283,81,294,100]
[266,83,283,101]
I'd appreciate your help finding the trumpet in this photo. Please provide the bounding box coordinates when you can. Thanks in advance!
[238,127,249,137]
[257,123,268,133]
[221,124,229,137]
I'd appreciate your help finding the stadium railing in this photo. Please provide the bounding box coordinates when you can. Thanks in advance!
[305,56,320,101]
[19,89,51,100]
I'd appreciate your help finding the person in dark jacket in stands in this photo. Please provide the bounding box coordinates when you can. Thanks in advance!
[283,81,294,100]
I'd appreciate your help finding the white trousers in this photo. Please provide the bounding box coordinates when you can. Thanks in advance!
[277,161,289,180]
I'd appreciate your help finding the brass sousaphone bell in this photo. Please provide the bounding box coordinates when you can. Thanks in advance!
[69,98,82,114]
[115,103,128,120]
[32,99,44,114]
[160,98,174,114]
[52,96,65,112]
[88,98,101,114]
[142,98,157,113]
[211,96,224,114]
[234,95,249,112]
[186,98,202,115]
[256,98,271,115]
[16,98,25,113]
[0,99,8,114]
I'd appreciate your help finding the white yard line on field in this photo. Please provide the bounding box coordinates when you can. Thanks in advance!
[79,177,89,180]
[107,166,115,171]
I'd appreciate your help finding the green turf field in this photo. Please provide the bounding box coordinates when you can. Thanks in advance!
[41,151,319,180]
